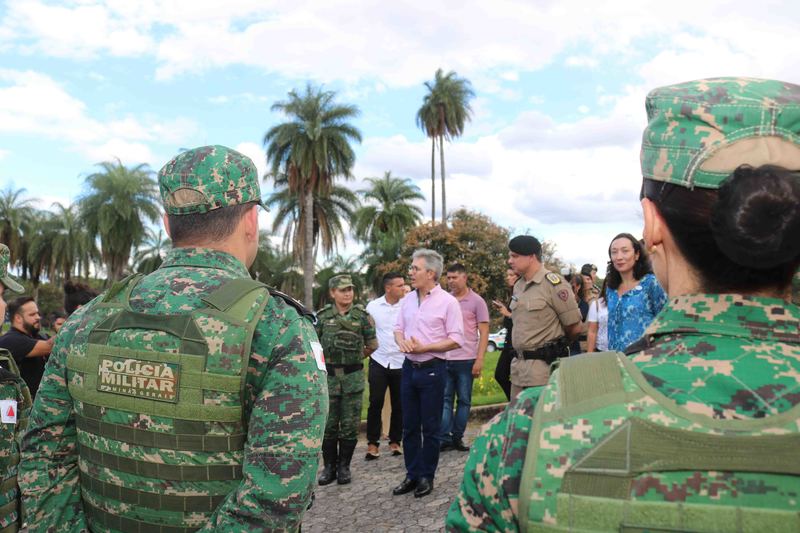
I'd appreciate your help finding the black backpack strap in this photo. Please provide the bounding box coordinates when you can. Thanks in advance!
[268,288,316,324]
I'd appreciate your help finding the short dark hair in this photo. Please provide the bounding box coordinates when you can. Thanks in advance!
[446,263,466,274]
[8,296,34,320]
[64,280,99,315]
[382,272,404,287]
[641,165,800,293]
[167,201,257,246]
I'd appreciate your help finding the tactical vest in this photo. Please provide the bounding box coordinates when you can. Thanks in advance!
[0,352,30,533]
[317,305,366,365]
[519,352,800,533]
[65,275,270,533]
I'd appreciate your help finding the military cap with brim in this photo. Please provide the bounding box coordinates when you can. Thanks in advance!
[0,244,23,294]
[329,274,355,290]
[159,145,265,215]
[641,77,800,189]
[509,235,541,256]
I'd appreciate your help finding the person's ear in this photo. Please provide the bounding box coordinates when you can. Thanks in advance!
[163,214,171,238]
[641,198,665,253]
[243,204,259,240]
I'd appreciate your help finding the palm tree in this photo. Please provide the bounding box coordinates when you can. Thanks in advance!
[352,171,424,246]
[266,174,360,275]
[249,231,304,297]
[79,159,160,282]
[133,228,171,274]
[45,202,98,281]
[0,187,36,270]
[24,210,49,301]
[416,69,475,226]
[264,84,362,307]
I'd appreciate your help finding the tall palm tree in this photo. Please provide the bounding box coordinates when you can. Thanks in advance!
[79,159,160,282]
[45,202,98,281]
[266,174,360,273]
[249,231,304,297]
[0,186,36,270]
[352,171,424,246]
[133,228,171,274]
[264,84,362,307]
[416,68,475,226]
[24,210,49,301]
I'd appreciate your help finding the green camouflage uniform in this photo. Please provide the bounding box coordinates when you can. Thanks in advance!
[447,79,800,531]
[19,146,328,532]
[315,297,376,442]
[0,244,30,532]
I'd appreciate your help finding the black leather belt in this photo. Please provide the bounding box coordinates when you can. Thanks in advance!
[326,364,363,376]
[408,358,442,369]
[516,337,569,363]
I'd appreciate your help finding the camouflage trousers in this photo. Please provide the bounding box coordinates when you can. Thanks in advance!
[325,368,365,441]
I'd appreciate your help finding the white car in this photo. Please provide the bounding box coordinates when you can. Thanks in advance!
[487,328,506,352]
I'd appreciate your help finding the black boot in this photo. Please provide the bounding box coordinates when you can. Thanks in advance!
[318,439,338,486]
[336,439,357,485]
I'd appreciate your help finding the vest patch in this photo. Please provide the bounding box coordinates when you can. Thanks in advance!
[0,400,17,424]
[97,356,180,403]
[311,341,327,372]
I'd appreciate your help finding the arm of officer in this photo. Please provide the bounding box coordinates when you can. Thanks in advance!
[363,313,378,358]
[201,302,328,533]
[19,309,88,532]
[553,283,582,341]
[445,387,541,532]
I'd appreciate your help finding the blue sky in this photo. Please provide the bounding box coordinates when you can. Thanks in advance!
[1,0,798,269]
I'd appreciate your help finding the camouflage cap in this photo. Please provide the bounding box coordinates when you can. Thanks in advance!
[158,145,264,215]
[0,244,23,294]
[329,274,355,290]
[641,77,800,189]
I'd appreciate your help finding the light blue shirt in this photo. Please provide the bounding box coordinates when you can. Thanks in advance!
[606,273,666,352]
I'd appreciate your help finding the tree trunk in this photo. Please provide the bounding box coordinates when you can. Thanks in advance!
[430,137,436,223]
[440,134,447,227]
[302,189,315,309]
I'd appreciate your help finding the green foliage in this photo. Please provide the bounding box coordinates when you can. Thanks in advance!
[382,208,510,312]
[133,228,171,275]
[312,255,364,310]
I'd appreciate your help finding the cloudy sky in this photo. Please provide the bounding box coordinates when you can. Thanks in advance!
[1,0,798,269]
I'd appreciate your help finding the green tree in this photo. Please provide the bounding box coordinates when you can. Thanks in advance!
[79,159,160,282]
[416,68,475,226]
[0,186,36,272]
[313,255,364,310]
[352,171,424,245]
[249,231,304,297]
[264,84,362,307]
[133,228,171,275]
[382,208,509,309]
[24,209,50,301]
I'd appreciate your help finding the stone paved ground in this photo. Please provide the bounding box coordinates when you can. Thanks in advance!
[303,411,501,533]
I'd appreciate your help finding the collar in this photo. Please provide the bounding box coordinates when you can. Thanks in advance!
[378,295,402,306]
[12,326,33,338]
[521,267,547,287]
[452,288,472,300]
[643,293,800,344]
[417,284,444,300]
[159,247,250,278]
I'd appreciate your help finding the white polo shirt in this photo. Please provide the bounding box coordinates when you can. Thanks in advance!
[366,295,406,369]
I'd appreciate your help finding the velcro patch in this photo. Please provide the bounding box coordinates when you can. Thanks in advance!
[311,342,326,372]
[557,289,570,302]
[97,356,180,403]
[0,400,16,424]
[545,273,561,285]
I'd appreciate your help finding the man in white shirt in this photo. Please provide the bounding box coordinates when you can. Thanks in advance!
[365,272,407,460]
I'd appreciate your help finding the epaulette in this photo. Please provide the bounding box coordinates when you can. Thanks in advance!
[269,288,317,324]
[545,272,562,285]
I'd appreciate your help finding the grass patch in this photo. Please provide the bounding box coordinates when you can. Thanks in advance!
[358,350,507,419]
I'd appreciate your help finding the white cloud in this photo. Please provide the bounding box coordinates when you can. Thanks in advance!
[234,141,268,181]
[566,55,599,69]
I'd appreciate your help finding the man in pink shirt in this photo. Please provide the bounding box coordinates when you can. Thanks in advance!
[392,249,464,499]
[439,263,489,453]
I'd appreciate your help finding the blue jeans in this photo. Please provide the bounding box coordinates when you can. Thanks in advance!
[439,359,474,444]
[401,358,446,481]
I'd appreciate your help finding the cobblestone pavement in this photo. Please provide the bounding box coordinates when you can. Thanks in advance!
[303,422,487,533]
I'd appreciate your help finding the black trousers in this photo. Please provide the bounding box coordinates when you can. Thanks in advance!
[366,358,403,445]
[494,347,514,402]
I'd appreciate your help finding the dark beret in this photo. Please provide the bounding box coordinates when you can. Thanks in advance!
[508,235,541,256]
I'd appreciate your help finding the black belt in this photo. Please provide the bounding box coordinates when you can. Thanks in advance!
[326,364,363,376]
[516,338,569,363]
[408,358,442,369]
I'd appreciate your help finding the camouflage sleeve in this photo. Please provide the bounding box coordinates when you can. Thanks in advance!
[201,302,328,532]
[445,388,541,532]
[19,308,88,532]
[362,311,378,350]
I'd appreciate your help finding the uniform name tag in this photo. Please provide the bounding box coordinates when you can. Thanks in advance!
[97,356,180,403]
[0,400,17,424]
[310,342,326,372]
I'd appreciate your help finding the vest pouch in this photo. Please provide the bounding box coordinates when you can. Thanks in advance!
[333,330,364,353]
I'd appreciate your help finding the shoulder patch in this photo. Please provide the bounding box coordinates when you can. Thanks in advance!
[269,288,316,324]
[545,272,561,285]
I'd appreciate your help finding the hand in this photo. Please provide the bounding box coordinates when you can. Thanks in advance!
[471,359,483,377]
[492,300,511,318]
[398,337,426,354]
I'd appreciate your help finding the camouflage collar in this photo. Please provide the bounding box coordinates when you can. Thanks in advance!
[644,293,800,344]
[159,247,250,278]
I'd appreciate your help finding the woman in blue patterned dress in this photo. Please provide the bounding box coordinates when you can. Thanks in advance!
[605,233,666,351]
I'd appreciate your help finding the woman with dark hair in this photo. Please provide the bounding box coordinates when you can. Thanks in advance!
[63,280,99,316]
[604,232,665,351]
[447,78,800,531]
[492,268,519,401]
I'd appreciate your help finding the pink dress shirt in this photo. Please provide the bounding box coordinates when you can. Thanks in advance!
[394,285,464,362]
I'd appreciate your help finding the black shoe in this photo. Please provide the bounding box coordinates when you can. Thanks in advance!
[414,477,433,498]
[389,443,403,456]
[392,477,418,495]
[337,439,357,485]
[439,441,453,452]
[452,438,470,452]
[318,438,338,486]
